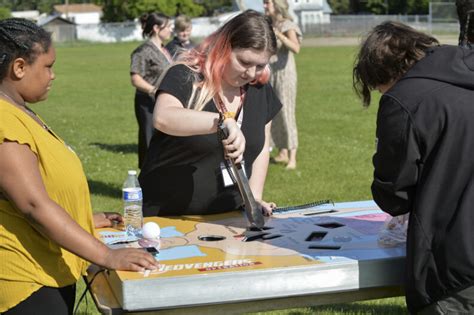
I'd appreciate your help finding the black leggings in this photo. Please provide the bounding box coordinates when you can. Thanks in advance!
[134,91,156,169]
[3,284,76,315]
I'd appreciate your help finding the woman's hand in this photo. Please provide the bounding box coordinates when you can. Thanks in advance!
[273,28,300,54]
[93,212,123,229]
[102,248,160,272]
[222,118,246,163]
[273,28,283,38]
[256,199,276,216]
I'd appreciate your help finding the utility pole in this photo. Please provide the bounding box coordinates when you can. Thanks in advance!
[65,0,69,20]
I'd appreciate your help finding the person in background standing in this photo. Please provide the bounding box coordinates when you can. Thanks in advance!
[165,15,195,59]
[264,0,302,170]
[130,13,173,168]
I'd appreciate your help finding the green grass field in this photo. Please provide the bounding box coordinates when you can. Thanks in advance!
[36,42,406,314]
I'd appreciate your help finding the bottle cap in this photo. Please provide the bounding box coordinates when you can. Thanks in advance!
[128,170,137,175]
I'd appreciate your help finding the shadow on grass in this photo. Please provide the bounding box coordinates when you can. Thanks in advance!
[309,302,408,315]
[88,179,120,198]
[90,142,136,154]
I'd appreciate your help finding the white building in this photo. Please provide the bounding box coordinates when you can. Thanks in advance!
[11,10,40,21]
[53,3,102,25]
[233,0,331,31]
[292,0,332,31]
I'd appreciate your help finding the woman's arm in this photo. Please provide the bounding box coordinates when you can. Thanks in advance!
[130,73,157,97]
[154,92,246,161]
[0,141,158,272]
[274,28,300,54]
[154,92,220,136]
[249,122,276,214]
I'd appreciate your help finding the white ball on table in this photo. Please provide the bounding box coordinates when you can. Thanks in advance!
[142,222,161,239]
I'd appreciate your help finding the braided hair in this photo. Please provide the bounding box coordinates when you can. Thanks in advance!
[456,0,474,46]
[0,18,52,81]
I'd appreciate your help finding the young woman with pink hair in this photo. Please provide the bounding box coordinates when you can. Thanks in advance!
[139,10,282,216]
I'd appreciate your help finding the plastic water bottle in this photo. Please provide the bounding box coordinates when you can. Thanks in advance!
[122,170,143,236]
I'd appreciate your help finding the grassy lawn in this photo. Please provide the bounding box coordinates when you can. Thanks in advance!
[36,41,406,314]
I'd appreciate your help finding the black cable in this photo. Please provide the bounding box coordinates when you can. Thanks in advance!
[73,268,106,315]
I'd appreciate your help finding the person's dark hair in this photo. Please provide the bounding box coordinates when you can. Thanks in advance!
[353,21,439,107]
[456,0,474,46]
[142,12,170,39]
[139,12,149,30]
[0,18,52,81]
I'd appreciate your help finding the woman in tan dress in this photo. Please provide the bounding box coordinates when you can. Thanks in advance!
[264,0,302,169]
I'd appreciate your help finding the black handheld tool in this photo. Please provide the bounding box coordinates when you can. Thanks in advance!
[218,125,265,229]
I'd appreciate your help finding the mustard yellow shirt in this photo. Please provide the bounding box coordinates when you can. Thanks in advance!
[0,99,95,312]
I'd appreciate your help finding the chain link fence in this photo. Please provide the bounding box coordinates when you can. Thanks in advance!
[47,6,459,43]
[302,14,433,37]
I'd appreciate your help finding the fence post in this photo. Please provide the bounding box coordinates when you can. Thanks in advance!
[428,2,433,34]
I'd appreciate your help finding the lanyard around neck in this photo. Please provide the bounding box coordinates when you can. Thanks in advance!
[214,86,246,120]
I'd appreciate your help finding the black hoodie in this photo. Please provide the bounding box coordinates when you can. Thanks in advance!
[372,45,474,313]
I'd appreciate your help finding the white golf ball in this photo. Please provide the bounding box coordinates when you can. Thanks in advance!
[142,222,161,239]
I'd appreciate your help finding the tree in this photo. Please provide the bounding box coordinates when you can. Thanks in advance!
[0,7,11,20]
[406,0,430,14]
[198,0,233,16]
[36,0,61,14]
[332,0,444,15]
[387,0,408,14]
[366,0,387,14]
[131,0,204,17]
[327,0,351,14]
[99,0,205,22]
[100,0,136,22]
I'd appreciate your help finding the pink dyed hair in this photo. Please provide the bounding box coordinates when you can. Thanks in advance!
[178,10,276,109]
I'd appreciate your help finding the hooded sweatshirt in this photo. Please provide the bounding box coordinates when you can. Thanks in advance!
[372,45,474,313]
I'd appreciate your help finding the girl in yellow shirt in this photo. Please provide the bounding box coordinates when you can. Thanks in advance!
[0,18,158,314]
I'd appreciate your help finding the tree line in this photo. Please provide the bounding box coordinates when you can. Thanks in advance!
[0,0,458,22]
[329,0,455,15]
[0,0,233,22]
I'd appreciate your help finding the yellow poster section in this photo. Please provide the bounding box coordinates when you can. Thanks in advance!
[97,212,322,281]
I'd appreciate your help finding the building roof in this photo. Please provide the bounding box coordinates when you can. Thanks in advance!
[53,3,102,14]
[37,14,75,26]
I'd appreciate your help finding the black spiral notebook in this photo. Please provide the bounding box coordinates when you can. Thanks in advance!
[273,199,335,215]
